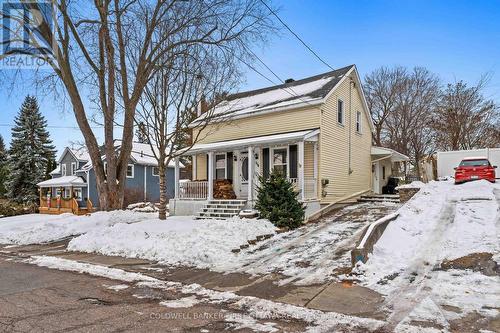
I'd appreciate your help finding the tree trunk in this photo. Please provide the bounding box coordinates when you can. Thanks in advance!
[158,157,167,220]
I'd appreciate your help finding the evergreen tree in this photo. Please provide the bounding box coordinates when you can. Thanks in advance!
[0,135,8,198]
[7,96,56,203]
[255,171,305,229]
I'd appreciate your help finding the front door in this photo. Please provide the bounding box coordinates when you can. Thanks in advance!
[238,151,249,198]
[372,162,380,194]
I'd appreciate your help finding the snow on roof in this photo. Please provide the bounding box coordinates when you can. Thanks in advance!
[191,65,354,125]
[183,129,319,155]
[462,156,488,160]
[371,146,409,162]
[37,176,87,187]
[70,146,90,161]
[76,141,184,171]
[49,166,61,175]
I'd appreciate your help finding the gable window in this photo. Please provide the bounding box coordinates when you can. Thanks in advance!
[356,111,362,133]
[215,153,226,179]
[272,148,288,178]
[126,164,134,178]
[61,164,67,176]
[337,99,344,125]
[152,166,160,176]
[71,162,76,175]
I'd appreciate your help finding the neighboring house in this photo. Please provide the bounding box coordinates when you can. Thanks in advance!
[169,65,407,219]
[37,141,182,215]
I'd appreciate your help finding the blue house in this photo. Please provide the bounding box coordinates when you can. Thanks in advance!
[37,141,181,214]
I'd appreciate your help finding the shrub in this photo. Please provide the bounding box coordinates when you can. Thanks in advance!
[255,171,305,229]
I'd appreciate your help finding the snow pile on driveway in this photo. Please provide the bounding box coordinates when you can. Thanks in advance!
[355,179,500,324]
[0,211,153,245]
[68,216,277,269]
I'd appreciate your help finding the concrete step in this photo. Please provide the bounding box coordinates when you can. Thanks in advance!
[204,204,245,209]
[202,208,241,214]
[208,200,247,205]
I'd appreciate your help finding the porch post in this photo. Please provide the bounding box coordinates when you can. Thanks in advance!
[174,157,180,198]
[192,155,197,180]
[248,146,254,202]
[298,141,305,201]
[313,142,318,198]
[207,152,214,200]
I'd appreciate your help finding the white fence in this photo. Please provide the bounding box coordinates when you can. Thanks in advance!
[437,148,500,178]
[179,181,208,199]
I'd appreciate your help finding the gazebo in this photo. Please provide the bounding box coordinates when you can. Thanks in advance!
[37,176,93,215]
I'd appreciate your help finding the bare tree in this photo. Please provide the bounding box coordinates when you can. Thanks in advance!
[432,77,500,150]
[384,67,440,175]
[136,42,239,219]
[363,66,406,146]
[1,0,276,210]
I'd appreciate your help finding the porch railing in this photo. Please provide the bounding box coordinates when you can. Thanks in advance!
[179,181,208,199]
[289,177,317,200]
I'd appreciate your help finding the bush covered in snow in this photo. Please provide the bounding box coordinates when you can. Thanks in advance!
[255,171,305,229]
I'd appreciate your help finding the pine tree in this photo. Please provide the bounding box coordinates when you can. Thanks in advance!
[6,96,56,203]
[255,170,305,229]
[0,135,8,198]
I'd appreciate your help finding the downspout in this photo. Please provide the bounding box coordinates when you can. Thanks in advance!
[86,170,90,200]
[348,78,353,175]
[144,165,147,202]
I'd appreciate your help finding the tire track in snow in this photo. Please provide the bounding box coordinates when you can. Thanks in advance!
[382,197,458,331]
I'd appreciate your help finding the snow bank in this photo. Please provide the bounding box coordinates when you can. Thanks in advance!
[0,211,153,245]
[396,181,426,189]
[68,216,276,269]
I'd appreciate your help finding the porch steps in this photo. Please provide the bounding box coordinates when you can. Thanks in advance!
[357,194,400,203]
[195,200,247,220]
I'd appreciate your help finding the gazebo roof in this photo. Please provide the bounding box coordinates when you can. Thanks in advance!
[37,176,87,188]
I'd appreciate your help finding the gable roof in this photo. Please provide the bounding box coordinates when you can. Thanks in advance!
[190,65,355,126]
[58,146,90,164]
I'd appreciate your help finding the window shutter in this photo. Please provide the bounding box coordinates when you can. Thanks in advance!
[262,148,270,179]
[226,152,233,181]
[289,145,298,179]
[206,154,209,180]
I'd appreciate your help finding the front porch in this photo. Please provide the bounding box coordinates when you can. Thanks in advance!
[37,176,93,216]
[170,129,321,217]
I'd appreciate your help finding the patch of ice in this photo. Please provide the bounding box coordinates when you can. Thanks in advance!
[105,284,129,291]
[160,296,199,308]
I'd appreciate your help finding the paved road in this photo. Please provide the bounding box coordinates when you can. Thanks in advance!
[0,259,313,332]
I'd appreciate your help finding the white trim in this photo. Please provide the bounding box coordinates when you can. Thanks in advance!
[126,164,134,178]
[207,152,214,200]
[144,166,147,201]
[192,155,197,180]
[61,164,67,176]
[298,141,305,201]
[248,146,254,202]
[71,162,76,176]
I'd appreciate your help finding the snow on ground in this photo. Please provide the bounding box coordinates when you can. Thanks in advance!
[354,179,500,323]
[0,211,153,245]
[29,255,386,332]
[234,202,398,285]
[68,216,277,269]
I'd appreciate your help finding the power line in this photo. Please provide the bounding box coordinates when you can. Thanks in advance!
[259,0,335,71]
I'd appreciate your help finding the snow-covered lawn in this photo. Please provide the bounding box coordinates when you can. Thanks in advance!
[0,211,154,245]
[68,216,277,269]
[354,179,500,326]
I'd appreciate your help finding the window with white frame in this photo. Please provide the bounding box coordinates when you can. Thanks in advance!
[152,166,160,176]
[215,153,226,179]
[71,162,76,175]
[64,187,71,199]
[126,164,134,178]
[74,188,82,201]
[356,111,362,133]
[337,99,344,125]
[272,148,287,178]
[61,164,67,176]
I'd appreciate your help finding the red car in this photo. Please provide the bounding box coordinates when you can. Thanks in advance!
[454,157,497,184]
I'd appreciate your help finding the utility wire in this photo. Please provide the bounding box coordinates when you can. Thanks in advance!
[259,0,335,71]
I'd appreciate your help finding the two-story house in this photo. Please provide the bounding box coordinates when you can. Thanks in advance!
[37,141,181,215]
[169,65,408,219]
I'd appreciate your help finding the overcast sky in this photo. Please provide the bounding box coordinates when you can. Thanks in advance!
[1,0,499,154]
